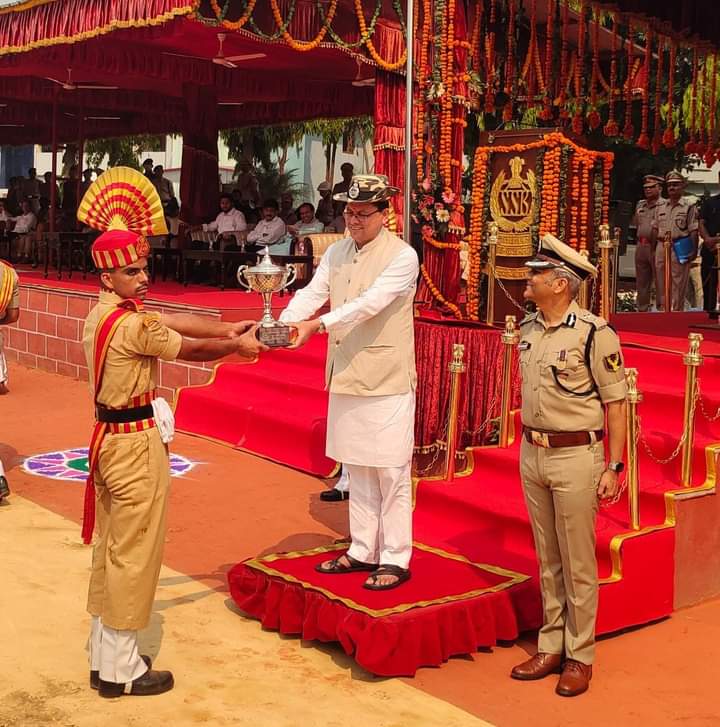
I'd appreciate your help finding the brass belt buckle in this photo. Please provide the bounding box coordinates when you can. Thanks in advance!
[531,430,550,448]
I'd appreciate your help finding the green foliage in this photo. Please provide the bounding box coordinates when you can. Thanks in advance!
[85,135,165,170]
[254,164,308,202]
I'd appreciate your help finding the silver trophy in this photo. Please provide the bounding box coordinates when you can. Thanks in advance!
[237,246,297,347]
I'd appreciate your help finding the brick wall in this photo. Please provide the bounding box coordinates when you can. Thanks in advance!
[5,284,216,403]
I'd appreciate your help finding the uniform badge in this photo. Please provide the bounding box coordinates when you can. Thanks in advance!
[565,312,577,328]
[518,340,531,351]
[135,235,150,257]
[348,182,360,199]
[603,352,622,372]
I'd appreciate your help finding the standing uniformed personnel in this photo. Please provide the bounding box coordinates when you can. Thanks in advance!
[78,168,266,698]
[698,172,720,318]
[628,175,665,311]
[654,171,699,311]
[0,259,20,500]
[510,234,627,697]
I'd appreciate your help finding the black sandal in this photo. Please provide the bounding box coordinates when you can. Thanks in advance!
[363,564,411,591]
[315,553,378,574]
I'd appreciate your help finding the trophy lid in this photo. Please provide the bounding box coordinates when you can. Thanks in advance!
[245,246,286,275]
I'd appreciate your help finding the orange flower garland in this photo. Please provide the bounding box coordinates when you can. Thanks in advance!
[270,0,337,52]
[539,0,555,121]
[467,150,490,320]
[354,0,407,71]
[663,40,676,147]
[652,37,664,154]
[604,15,619,137]
[414,0,431,184]
[686,45,699,153]
[636,28,652,149]
[622,20,634,140]
[420,264,463,319]
[210,0,257,30]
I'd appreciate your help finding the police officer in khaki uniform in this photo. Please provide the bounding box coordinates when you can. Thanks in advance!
[0,259,20,500]
[628,175,666,311]
[510,234,627,697]
[78,168,266,698]
[654,170,699,311]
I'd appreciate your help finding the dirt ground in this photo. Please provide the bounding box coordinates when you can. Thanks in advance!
[2,363,720,727]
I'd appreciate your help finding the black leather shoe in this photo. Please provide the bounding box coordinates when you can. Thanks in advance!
[0,476,9,501]
[91,654,151,690]
[98,667,172,698]
[320,489,349,502]
[98,667,173,698]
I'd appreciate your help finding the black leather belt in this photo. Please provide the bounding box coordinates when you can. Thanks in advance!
[96,404,154,424]
[523,427,604,448]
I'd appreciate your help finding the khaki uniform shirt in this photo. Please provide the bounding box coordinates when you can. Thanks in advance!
[82,291,182,407]
[519,300,627,432]
[0,263,20,315]
[631,198,666,240]
[656,198,699,241]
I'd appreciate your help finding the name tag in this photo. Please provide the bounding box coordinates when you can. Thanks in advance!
[518,340,531,351]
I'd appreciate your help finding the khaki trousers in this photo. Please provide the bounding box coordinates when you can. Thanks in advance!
[87,428,171,631]
[634,242,655,311]
[655,245,691,311]
[519,439,604,665]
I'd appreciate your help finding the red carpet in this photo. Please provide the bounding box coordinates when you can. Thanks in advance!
[226,321,720,675]
[175,334,335,475]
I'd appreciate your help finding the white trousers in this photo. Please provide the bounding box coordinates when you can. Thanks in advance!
[334,463,349,493]
[0,458,4,477]
[88,615,148,684]
[0,331,7,385]
[345,463,413,569]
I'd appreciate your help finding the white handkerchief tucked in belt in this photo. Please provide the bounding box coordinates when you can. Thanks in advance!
[151,397,175,444]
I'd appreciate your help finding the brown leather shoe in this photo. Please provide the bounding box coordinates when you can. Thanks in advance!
[510,652,563,681]
[556,659,592,697]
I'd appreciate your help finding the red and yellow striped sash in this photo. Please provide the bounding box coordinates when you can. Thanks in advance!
[0,261,16,318]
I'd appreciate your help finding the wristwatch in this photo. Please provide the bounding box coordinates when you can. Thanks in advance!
[606,461,625,473]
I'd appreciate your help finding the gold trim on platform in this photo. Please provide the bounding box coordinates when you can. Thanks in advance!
[245,541,529,618]
[598,442,720,584]
[492,265,528,280]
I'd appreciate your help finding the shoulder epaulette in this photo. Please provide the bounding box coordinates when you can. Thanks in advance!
[519,312,538,326]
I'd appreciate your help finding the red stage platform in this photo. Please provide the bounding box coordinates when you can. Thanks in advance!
[222,315,720,676]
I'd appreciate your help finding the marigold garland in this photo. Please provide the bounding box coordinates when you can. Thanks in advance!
[210,0,257,30]
[354,0,407,70]
[637,28,652,149]
[604,14,619,137]
[622,20,634,140]
[652,37,664,154]
[663,40,677,148]
[420,264,463,319]
[269,0,336,51]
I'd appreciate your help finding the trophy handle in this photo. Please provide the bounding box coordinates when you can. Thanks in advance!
[284,264,297,289]
[237,265,251,290]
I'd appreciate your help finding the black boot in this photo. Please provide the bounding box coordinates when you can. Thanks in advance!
[91,654,152,690]
[0,476,9,501]
[98,667,173,698]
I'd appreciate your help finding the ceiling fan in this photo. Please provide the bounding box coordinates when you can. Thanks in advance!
[64,112,122,120]
[162,32,266,69]
[45,68,118,91]
[352,77,376,87]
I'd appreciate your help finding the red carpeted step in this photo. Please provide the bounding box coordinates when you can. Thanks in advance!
[175,336,335,475]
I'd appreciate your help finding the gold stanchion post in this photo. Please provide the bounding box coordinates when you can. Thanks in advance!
[578,250,590,309]
[443,343,466,482]
[625,368,642,530]
[612,226,621,312]
[499,315,519,447]
[598,223,612,319]
[485,222,498,325]
[681,333,703,486]
[664,231,672,312]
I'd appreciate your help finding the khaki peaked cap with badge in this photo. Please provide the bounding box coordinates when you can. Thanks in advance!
[525,233,598,281]
[333,174,400,204]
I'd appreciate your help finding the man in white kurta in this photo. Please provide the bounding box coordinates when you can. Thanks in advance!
[280,174,418,590]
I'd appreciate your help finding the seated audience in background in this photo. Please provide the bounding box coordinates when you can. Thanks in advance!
[39,171,59,208]
[79,168,94,202]
[236,159,261,209]
[194,193,247,250]
[246,198,286,251]
[279,192,297,226]
[153,165,176,208]
[316,181,333,226]
[32,198,51,269]
[289,202,325,241]
[9,199,37,263]
[165,199,182,247]
[22,168,42,214]
[325,204,347,234]
[61,165,79,229]
[0,199,9,226]
[6,177,22,216]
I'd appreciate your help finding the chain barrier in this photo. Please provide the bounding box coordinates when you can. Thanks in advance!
[600,475,627,508]
[696,377,720,422]
[414,415,449,476]
[487,261,528,314]
[637,380,697,464]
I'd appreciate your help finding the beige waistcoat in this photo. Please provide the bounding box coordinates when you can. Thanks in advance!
[325,228,416,396]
